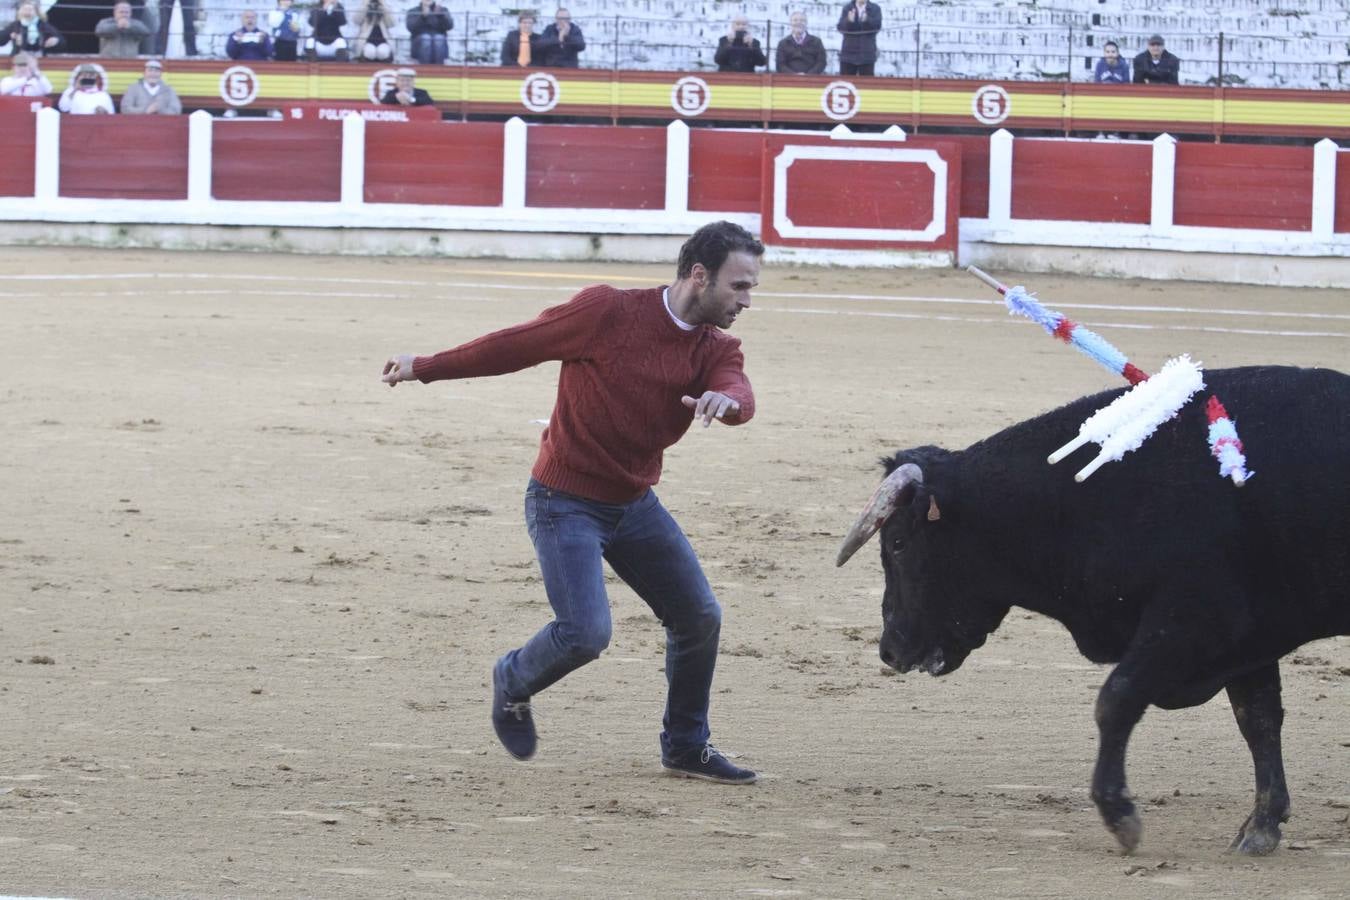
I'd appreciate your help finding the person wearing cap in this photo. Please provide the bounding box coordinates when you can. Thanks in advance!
[1133,34,1180,85]
[120,59,182,115]
[57,64,114,115]
[380,67,433,106]
[0,53,53,97]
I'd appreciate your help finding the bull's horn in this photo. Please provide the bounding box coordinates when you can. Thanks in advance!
[835,463,924,567]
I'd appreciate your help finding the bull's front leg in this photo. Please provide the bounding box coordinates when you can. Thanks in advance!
[1225,662,1291,855]
[1090,659,1151,853]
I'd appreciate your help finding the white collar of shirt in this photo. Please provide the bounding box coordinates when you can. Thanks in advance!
[143,81,162,95]
[663,287,696,331]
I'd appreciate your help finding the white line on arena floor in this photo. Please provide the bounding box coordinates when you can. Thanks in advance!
[4,271,1347,323]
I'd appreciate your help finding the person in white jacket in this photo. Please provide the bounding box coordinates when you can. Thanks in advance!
[0,53,52,97]
[58,64,115,115]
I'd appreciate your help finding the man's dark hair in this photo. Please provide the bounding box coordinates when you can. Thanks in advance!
[676,220,765,281]
[1104,41,1118,52]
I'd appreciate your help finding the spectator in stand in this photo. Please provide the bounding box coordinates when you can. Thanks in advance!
[270,0,306,62]
[501,12,542,67]
[58,63,114,114]
[775,11,825,75]
[96,1,150,59]
[1133,34,1180,85]
[837,0,881,77]
[153,0,199,57]
[120,58,181,114]
[227,10,274,61]
[538,8,584,68]
[1094,41,1129,84]
[406,1,452,66]
[135,0,158,55]
[380,66,432,105]
[3,2,64,57]
[0,52,51,96]
[307,0,349,61]
[714,13,766,73]
[352,0,394,62]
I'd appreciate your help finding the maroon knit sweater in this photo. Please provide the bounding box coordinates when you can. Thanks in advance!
[412,285,755,503]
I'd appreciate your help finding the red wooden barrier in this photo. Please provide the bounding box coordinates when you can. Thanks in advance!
[1336,151,1350,234]
[1174,143,1313,231]
[526,125,666,210]
[688,129,762,213]
[364,121,503,206]
[211,120,342,202]
[941,135,991,220]
[0,110,36,198]
[58,116,189,200]
[1011,140,1151,224]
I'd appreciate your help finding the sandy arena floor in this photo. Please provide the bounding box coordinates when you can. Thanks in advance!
[1,248,1347,899]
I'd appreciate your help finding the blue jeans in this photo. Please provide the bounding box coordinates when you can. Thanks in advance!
[498,479,723,756]
[411,33,448,65]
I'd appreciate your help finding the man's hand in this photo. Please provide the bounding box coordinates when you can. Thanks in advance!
[682,391,739,427]
[382,354,416,386]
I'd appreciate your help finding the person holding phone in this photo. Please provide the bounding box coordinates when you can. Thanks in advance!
[714,13,766,73]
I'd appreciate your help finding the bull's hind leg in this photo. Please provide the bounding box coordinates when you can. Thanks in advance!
[1225,662,1290,855]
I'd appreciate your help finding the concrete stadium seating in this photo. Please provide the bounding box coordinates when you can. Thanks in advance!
[187,0,1348,89]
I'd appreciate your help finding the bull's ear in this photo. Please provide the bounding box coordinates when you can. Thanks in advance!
[926,494,941,522]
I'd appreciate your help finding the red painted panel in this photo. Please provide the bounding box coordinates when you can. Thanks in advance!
[1336,151,1350,234]
[784,158,936,230]
[688,129,762,213]
[365,122,503,206]
[942,134,990,219]
[212,120,342,202]
[1011,140,1151,224]
[59,117,189,200]
[526,125,665,210]
[0,110,36,198]
[1174,143,1313,231]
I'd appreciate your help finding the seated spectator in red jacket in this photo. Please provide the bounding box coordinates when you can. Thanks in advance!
[501,12,543,67]
[715,14,766,73]
[775,12,826,74]
[0,52,52,96]
[2,2,64,56]
[1133,34,1180,85]
[227,10,274,61]
[380,67,434,106]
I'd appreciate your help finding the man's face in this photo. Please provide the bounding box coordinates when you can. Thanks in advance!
[555,10,569,28]
[520,16,534,34]
[242,11,257,28]
[279,0,292,9]
[17,2,35,20]
[692,251,759,330]
[12,59,30,76]
[790,14,806,36]
[114,3,131,23]
[732,17,749,33]
[1148,41,1163,59]
[1104,45,1118,63]
[396,74,413,92]
[144,65,161,84]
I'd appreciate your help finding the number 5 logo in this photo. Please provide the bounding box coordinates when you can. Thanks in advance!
[820,81,860,121]
[219,66,259,107]
[971,85,1010,125]
[670,76,710,117]
[520,73,560,113]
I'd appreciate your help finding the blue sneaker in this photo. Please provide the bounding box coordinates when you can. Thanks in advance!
[661,744,757,785]
[491,660,536,761]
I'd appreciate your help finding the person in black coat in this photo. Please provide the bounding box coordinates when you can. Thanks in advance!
[406,1,453,65]
[837,0,882,76]
[714,13,766,73]
[1132,34,1180,84]
[502,12,544,67]
[3,2,65,56]
[538,8,585,68]
[381,67,434,106]
[775,11,826,74]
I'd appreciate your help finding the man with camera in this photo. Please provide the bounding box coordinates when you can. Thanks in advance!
[95,1,150,59]
[226,10,274,61]
[714,13,766,73]
[58,64,114,115]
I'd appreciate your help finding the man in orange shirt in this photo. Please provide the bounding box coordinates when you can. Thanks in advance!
[382,221,763,784]
[501,12,542,67]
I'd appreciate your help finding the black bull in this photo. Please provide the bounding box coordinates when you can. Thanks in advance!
[836,365,1349,855]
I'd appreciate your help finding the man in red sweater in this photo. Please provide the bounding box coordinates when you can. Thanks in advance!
[381,221,763,784]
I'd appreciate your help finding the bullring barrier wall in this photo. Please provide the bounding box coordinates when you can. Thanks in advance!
[0,106,1346,286]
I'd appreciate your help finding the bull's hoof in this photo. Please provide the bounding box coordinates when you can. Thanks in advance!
[1107,810,1143,854]
[1227,814,1282,856]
